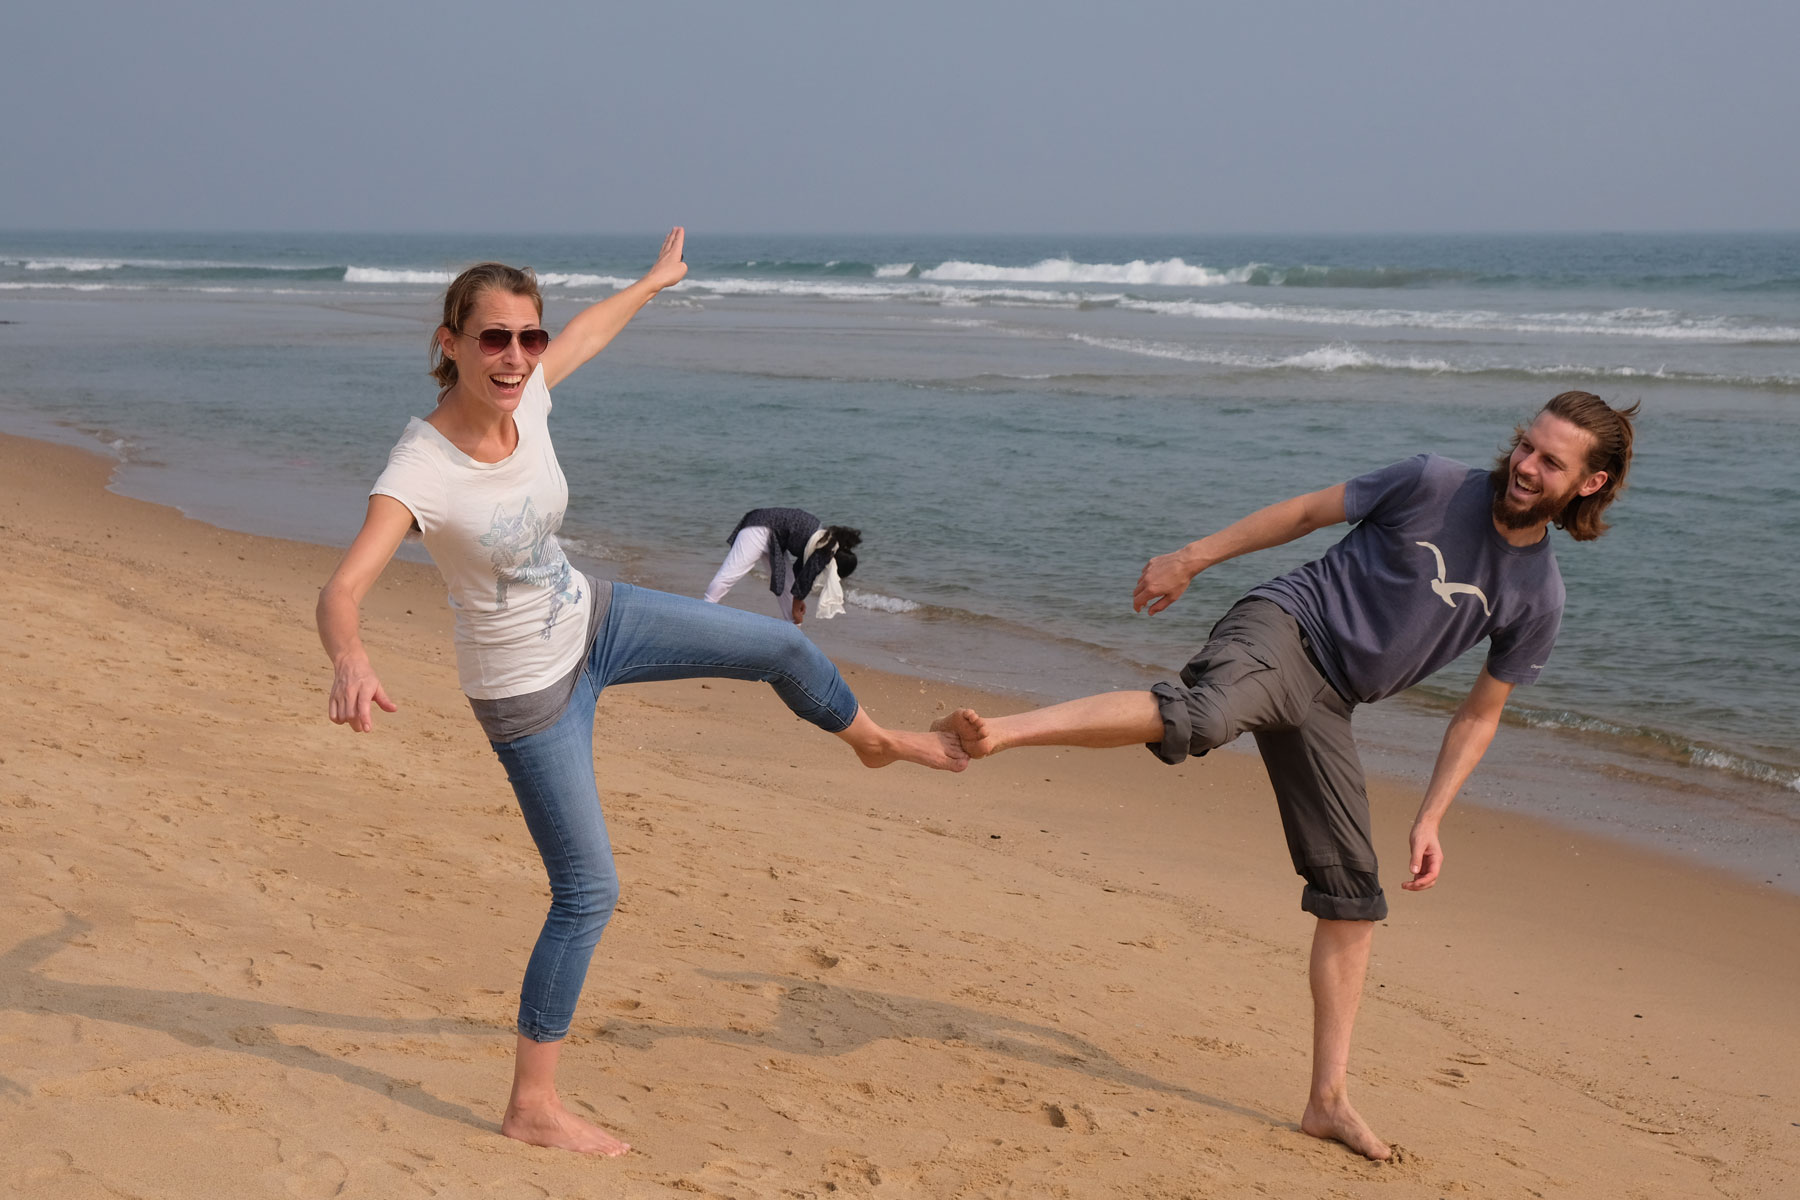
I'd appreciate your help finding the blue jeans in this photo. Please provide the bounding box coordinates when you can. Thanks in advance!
[490,583,859,1042]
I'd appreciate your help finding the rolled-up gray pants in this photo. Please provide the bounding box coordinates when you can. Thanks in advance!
[1147,597,1387,922]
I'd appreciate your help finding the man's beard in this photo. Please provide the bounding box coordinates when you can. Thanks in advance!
[1489,465,1576,530]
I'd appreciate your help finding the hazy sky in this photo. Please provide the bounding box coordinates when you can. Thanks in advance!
[6,1,1795,233]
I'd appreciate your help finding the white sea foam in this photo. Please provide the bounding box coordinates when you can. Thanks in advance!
[1069,334,1458,373]
[25,257,125,272]
[19,256,327,273]
[921,256,1253,287]
[535,267,1800,343]
[537,272,634,289]
[1690,749,1800,792]
[847,588,920,614]
[1517,710,1800,792]
[0,281,126,291]
[875,262,916,278]
[343,266,642,290]
[344,266,454,285]
[1064,333,1800,386]
[684,275,1094,307]
[1117,296,1800,343]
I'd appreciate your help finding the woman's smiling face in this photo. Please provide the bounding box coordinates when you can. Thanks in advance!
[439,289,546,410]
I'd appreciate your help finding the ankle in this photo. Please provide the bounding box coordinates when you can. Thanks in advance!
[507,1087,559,1114]
[1307,1082,1350,1110]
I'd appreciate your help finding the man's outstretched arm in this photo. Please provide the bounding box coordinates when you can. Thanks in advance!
[1404,667,1515,891]
[1134,484,1348,614]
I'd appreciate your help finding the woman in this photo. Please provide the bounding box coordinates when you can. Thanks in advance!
[316,228,966,1156]
[704,507,861,624]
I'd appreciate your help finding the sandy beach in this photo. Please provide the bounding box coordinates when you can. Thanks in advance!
[2,430,1796,1199]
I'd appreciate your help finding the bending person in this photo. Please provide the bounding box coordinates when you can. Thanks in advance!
[704,507,860,625]
[935,391,1638,1161]
[316,230,965,1158]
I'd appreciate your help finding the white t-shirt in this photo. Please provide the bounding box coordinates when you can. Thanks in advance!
[370,365,590,700]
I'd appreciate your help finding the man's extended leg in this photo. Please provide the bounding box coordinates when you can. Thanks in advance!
[1302,918,1391,1160]
[933,691,1162,758]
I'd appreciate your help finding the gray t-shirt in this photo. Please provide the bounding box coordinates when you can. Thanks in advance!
[1249,454,1564,704]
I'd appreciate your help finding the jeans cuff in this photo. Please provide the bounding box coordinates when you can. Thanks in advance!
[517,1005,570,1043]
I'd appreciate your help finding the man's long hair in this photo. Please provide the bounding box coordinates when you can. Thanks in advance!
[1490,391,1640,541]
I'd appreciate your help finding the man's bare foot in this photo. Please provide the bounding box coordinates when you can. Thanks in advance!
[502,1098,631,1156]
[1301,1095,1391,1161]
[853,726,969,772]
[929,708,1002,758]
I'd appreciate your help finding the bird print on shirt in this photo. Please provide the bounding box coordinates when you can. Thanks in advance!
[479,498,583,637]
[1416,541,1492,616]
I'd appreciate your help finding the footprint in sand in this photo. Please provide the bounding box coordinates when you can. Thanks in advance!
[273,1149,347,1199]
[1037,1101,1096,1132]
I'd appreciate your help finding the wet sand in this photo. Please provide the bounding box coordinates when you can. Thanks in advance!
[2,431,1795,1198]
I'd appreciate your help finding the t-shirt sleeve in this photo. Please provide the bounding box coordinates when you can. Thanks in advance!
[370,437,442,532]
[1485,607,1562,685]
[526,362,551,416]
[1343,454,1431,527]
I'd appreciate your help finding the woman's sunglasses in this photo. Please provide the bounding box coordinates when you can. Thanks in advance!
[466,327,551,355]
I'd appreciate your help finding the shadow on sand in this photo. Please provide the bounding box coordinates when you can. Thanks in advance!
[5,917,1284,1137]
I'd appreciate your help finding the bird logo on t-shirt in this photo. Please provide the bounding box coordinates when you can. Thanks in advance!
[1416,541,1492,616]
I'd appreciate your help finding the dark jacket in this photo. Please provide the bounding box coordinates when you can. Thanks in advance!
[725,507,832,598]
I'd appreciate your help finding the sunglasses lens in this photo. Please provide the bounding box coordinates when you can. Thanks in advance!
[471,328,550,354]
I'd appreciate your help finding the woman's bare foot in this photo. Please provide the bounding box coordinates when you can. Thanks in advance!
[838,710,969,771]
[854,726,970,772]
[1301,1095,1391,1161]
[501,1097,631,1156]
[929,708,1002,758]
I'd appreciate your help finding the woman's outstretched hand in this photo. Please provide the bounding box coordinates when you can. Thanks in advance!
[642,226,688,292]
[329,654,399,733]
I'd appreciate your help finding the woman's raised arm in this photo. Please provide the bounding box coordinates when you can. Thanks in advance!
[316,493,417,732]
[540,227,688,390]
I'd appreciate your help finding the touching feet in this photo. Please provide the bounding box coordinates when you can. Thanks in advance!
[930,708,1002,758]
[501,1096,631,1156]
[1301,1094,1392,1161]
[838,709,969,771]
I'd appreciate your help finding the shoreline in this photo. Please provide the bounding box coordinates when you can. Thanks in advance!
[3,429,1799,1195]
[14,403,1795,898]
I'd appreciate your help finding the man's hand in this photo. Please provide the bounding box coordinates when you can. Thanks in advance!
[1133,548,1200,614]
[1403,821,1443,891]
[791,596,806,625]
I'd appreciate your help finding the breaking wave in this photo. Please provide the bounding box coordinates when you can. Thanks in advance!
[1064,334,1800,387]
[921,256,1254,287]
[847,587,921,614]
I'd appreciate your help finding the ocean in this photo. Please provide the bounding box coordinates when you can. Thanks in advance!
[4,230,1797,885]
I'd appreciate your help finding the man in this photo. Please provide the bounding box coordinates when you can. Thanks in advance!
[936,391,1639,1160]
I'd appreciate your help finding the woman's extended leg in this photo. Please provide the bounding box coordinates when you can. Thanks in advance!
[490,672,628,1154]
[600,583,966,771]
